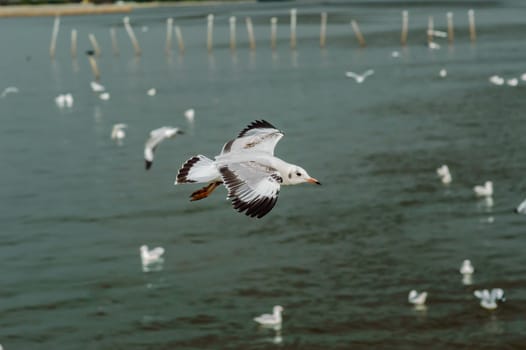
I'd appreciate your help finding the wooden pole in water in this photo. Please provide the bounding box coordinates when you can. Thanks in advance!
[351,20,366,47]
[447,12,454,45]
[401,10,408,46]
[49,15,60,59]
[468,9,476,42]
[229,16,236,52]
[246,17,256,50]
[110,27,119,56]
[320,12,327,48]
[175,26,185,54]
[207,14,214,53]
[165,18,173,54]
[427,16,434,45]
[123,16,141,56]
[88,33,101,57]
[70,29,77,58]
[290,8,297,50]
[87,53,100,81]
[270,17,277,50]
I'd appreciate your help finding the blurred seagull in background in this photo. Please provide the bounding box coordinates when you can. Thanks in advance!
[489,75,504,86]
[515,198,526,214]
[474,181,493,197]
[55,93,73,108]
[1,86,19,98]
[111,123,127,140]
[345,70,374,83]
[147,88,157,96]
[474,288,505,310]
[144,126,184,170]
[460,259,474,275]
[140,245,164,266]
[175,120,320,218]
[428,41,441,50]
[428,29,448,38]
[408,290,427,306]
[90,81,105,92]
[506,78,519,87]
[99,92,110,101]
[436,164,452,184]
[254,305,283,327]
[439,68,447,78]
[184,108,195,123]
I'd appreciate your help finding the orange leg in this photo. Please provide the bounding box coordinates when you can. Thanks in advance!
[190,181,223,201]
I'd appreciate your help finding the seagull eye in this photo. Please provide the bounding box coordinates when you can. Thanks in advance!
[296,172,301,177]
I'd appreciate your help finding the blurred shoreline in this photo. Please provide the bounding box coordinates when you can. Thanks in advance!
[0,0,253,18]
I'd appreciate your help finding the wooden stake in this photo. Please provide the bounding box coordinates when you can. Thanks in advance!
[207,14,214,53]
[320,12,327,48]
[175,26,185,54]
[88,55,100,81]
[447,12,454,45]
[88,33,101,56]
[70,29,77,58]
[246,17,256,50]
[165,18,173,54]
[110,27,119,56]
[427,16,434,45]
[123,16,141,56]
[351,20,366,47]
[290,8,297,50]
[229,16,236,51]
[270,17,277,50]
[49,15,60,59]
[401,10,408,46]
[468,9,476,42]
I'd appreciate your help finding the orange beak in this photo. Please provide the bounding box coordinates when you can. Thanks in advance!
[307,177,321,185]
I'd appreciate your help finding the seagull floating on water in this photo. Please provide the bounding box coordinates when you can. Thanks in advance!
[506,78,519,87]
[184,108,195,123]
[474,181,493,197]
[345,70,374,83]
[147,88,156,97]
[408,290,427,305]
[391,51,400,58]
[254,305,283,327]
[1,86,19,98]
[175,120,320,218]
[140,245,164,266]
[436,164,452,184]
[90,81,105,92]
[427,29,448,38]
[428,41,441,50]
[515,198,526,214]
[439,69,447,78]
[489,75,504,86]
[99,92,110,101]
[144,127,184,170]
[474,288,505,310]
[55,93,73,108]
[460,259,474,275]
[111,123,127,140]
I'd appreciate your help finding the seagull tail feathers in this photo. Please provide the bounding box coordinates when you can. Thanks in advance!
[175,155,219,185]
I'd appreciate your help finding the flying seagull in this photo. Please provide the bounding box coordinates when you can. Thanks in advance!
[345,69,374,83]
[175,120,320,218]
[144,127,184,170]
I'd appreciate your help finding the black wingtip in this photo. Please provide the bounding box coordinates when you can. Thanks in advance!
[145,160,153,170]
[238,120,278,138]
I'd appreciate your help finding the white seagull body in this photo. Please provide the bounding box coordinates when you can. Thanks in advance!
[175,120,320,218]
[254,305,283,327]
[474,288,505,310]
[90,81,105,92]
[345,70,374,83]
[99,92,110,101]
[460,259,474,275]
[147,88,157,96]
[489,75,504,86]
[428,29,448,38]
[436,164,452,184]
[140,245,165,265]
[506,78,519,87]
[439,69,447,78]
[515,198,526,214]
[428,41,441,50]
[111,123,127,140]
[474,181,493,197]
[144,127,184,170]
[1,86,19,98]
[408,290,427,305]
[184,108,195,123]
[55,93,74,108]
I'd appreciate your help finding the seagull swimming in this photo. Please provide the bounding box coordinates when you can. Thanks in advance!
[1,86,19,98]
[55,93,73,108]
[515,198,526,214]
[506,78,519,87]
[428,29,448,38]
[460,259,474,275]
[175,120,320,218]
[254,305,283,327]
[489,75,504,86]
[345,70,374,83]
[439,68,447,78]
[147,88,157,97]
[428,41,441,50]
[144,126,184,170]
[140,245,164,265]
[436,164,452,184]
[90,81,105,92]
[474,181,493,197]
[408,290,427,305]
[474,288,505,310]
[99,92,110,101]
[111,123,127,140]
[184,108,195,123]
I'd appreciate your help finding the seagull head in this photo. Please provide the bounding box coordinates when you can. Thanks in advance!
[284,165,320,185]
[273,305,284,314]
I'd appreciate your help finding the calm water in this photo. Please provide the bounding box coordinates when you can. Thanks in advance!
[1,1,526,349]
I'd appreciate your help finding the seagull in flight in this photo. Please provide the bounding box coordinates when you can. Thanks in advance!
[474,288,505,310]
[144,127,184,170]
[345,69,374,83]
[175,120,320,218]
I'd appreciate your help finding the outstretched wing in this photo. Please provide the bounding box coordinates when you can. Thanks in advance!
[345,71,359,79]
[220,161,282,218]
[220,120,284,156]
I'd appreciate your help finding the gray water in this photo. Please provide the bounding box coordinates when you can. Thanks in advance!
[1,1,526,349]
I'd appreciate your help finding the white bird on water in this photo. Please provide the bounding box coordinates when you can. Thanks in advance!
[489,75,505,86]
[1,86,19,98]
[99,92,110,101]
[439,68,447,78]
[144,127,184,170]
[460,259,474,275]
[175,120,320,218]
[147,88,157,97]
[111,123,127,140]
[428,41,441,50]
[515,198,526,214]
[506,78,519,87]
[345,70,374,83]
[436,164,452,184]
[55,93,73,108]
[90,81,105,92]
[140,245,164,266]
[254,305,283,327]
[474,181,493,197]
[474,288,505,310]
[408,290,427,305]
[184,108,195,123]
